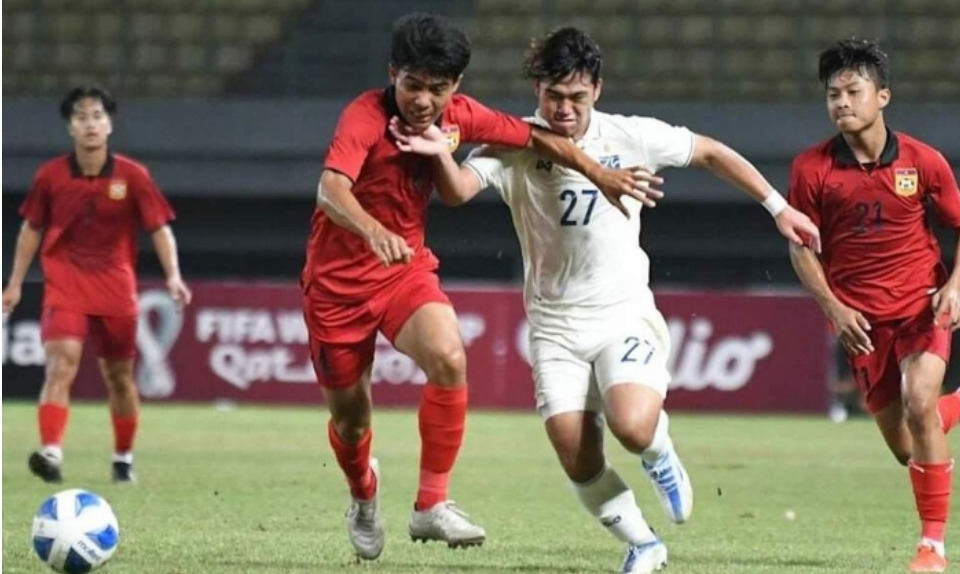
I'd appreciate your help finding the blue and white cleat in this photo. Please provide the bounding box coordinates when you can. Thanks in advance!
[642,446,693,523]
[620,539,668,574]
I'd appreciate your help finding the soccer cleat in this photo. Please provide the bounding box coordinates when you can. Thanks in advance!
[408,501,486,548]
[642,446,693,523]
[908,543,947,573]
[620,539,668,574]
[111,461,137,484]
[28,451,63,484]
[345,458,384,560]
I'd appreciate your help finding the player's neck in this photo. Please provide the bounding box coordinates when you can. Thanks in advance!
[74,146,108,176]
[840,120,888,164]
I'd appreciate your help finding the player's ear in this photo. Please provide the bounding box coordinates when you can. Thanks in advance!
[878,87,891,109]
[388,64,398,85]
[593,78,603,103]
[451,74,463,94]
[105,115,113,136]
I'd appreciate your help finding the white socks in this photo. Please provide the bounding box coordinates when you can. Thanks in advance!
[640,410,673,464]
[573,465,657,545]
[41,445,63,464]
[113,452,134,464]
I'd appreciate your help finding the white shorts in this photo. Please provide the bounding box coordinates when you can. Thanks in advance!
[530,308,672,420]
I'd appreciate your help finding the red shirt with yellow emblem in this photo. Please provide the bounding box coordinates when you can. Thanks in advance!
[302,88,532,301]
[788,129,960,322]
[19,153,175,316]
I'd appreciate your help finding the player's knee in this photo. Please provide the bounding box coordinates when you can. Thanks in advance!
[44,355,80,391]
[903,394,939,436]
[420,344,466,384]
[331,414,370,443]
[101,362,135,395]
[608,416,656,453]
[556,448,604,483]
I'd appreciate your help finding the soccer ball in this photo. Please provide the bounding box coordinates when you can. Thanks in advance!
[31,489,120,573]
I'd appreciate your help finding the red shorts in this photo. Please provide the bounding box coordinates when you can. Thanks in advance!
[848,309,951,414]
[302,268,451,389]
[41,307,138,360]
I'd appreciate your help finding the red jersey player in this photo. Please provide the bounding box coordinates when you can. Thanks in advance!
[2,86,192,485]
[303,13,662,560]
[788,39,960,573]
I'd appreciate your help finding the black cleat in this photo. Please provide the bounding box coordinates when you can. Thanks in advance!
[111,461,137,484]
[28,451,63,484]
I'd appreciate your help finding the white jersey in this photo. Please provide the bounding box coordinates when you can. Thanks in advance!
[464,109,694,340]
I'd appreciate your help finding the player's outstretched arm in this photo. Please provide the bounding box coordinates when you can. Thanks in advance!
[789,243,874,355]
[2,221,43,315]
[690,135,822,252]
[528,127,664,216]
[388,118,485,206]
[151,225,192,310]
[316,170,413,266]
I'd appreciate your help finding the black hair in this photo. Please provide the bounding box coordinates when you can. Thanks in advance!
[390,12,471,80]
[524,27,602,85]
[59,85,117,120]
[818,38,890,89]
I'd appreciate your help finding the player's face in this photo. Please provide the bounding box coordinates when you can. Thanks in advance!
[825,70,890,134]
[535,72,601,140]
[67,97,112,151]
[390,66,462,133]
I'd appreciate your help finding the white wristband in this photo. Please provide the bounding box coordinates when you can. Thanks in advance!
[762,190,788,217]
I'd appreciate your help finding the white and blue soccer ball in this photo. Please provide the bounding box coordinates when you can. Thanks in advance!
[32,489,120,573]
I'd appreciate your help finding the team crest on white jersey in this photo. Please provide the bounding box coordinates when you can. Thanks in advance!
[599,155,621,168]
[108,180,127,200]
[894,168,918,197]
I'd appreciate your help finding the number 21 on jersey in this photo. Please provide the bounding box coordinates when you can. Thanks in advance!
[560,188,599,226]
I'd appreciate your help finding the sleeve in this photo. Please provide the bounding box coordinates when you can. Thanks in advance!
[630,117,695,172]
[463,146,509,197]
[926,151,960,229]
[786,156,822,229]
[133,167,176,232]
[19,168,51,228]
[323,97,383,183]
[454,95,532,148]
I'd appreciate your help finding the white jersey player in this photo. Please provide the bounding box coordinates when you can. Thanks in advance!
[390,27,820,574]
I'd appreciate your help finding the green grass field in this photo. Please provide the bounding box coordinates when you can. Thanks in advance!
[2,402,955,574]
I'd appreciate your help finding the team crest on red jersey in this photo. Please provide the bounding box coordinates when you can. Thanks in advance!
[108,180,127,200]
[894,168,918,197]
[441,125,460,153]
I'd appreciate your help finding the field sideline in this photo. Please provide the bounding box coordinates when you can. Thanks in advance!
[2,401,955,574]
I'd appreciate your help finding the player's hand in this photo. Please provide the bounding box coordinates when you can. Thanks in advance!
[2,283,22,315]
[589,166,665,216]
[932,280,960,331]
[367,225,414,266]
[775,206,822,253]
[828,303,874,355]
[166,275,192,311]
[389,117,448,157]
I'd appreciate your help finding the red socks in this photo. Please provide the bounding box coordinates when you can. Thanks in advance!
[938,392,960,434]
[38,403,69,448]
[111,413,139,454]
[416,384,468,510]
[909,460,954,544]
[327,421,376,500]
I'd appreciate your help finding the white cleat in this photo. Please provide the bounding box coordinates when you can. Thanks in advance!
[408,501,486,548]
[642,446,693,523]
[345,458,384,560]
[620,539,668,574]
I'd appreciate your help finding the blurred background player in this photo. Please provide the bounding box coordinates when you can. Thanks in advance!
[391,27,820,574]
[1,86,192,484]
[788,39,960,573]
[302,12,661,561]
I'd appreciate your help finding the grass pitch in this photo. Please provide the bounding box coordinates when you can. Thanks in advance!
[2,402,954,573]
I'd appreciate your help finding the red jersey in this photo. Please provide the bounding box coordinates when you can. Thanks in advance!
[788,129,960,322]
[302,89,533,301]
[20,153,175,316]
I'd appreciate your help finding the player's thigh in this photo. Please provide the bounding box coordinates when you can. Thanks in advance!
[40,307,87,387]
[302,293,378,388]
[897,312,950,412]
[873,400,911,465]
[90,316,138,392]
[544,410,606,483]
[531,337,601,421]
[387,273,462,382]
[848,323,901,415]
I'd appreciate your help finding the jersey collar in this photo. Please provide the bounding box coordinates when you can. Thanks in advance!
[68,152,115,178]
[830,127,899,168]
